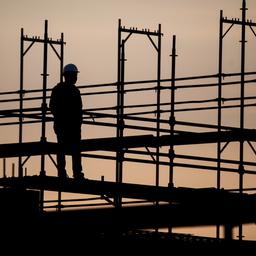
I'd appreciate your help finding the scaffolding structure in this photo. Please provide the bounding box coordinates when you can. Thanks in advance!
[1,0,256,246]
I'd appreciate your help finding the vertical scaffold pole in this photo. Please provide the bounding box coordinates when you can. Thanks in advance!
[40,20,49,177]
[119,40,125,183]
[116,19,121,192]
[239,0,246,188]
[216,9,223,240]
[238,0,247,241]
[155,24,162,190]
[57,32,64,211]
[19,28,24,178]
[168,35,177,234]
[115,19,125,208]
[169,35,176,189]
[60,32,64,83]
[39,20,49,212]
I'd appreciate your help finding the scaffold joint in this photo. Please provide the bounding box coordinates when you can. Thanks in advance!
[168,148,175,160]
[169,116,176,126]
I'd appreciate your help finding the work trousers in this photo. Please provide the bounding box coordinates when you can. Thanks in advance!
[56,130,82,177]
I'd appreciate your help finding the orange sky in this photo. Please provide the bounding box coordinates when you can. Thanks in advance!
[1,0,256,240]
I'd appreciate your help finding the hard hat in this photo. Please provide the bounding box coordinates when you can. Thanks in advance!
[63,63,79,74]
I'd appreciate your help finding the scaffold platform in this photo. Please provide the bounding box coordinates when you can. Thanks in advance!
[0,129,256,158]
[1,175,256,227]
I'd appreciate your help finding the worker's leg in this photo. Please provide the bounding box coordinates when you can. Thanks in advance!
[71,132,84,179]
[56,134,68,178]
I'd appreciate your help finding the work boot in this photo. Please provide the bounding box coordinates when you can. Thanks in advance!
[58,169,68,179]
[73,172,85,180]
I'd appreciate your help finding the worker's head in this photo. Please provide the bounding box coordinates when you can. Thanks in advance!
[63,63,79,84]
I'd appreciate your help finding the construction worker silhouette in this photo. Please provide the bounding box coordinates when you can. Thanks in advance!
[49,63,84,180]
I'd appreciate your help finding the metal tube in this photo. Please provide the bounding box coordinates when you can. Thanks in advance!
[155,24,161,188]
[216,9,224,240]
[217,10,223,190]
[40,20,48,176]
[39,19,49,214]
[169,36,178,237]
[115,19,122,208]
[238,0,247,241]
[169,35,176,188]
[239,0,246,188]
[19,28,24,178]
[115,39,125,207]
[60,32,64,83]
[119,39,125,184]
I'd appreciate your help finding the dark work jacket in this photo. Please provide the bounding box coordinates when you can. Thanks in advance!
[49,82,83,136]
